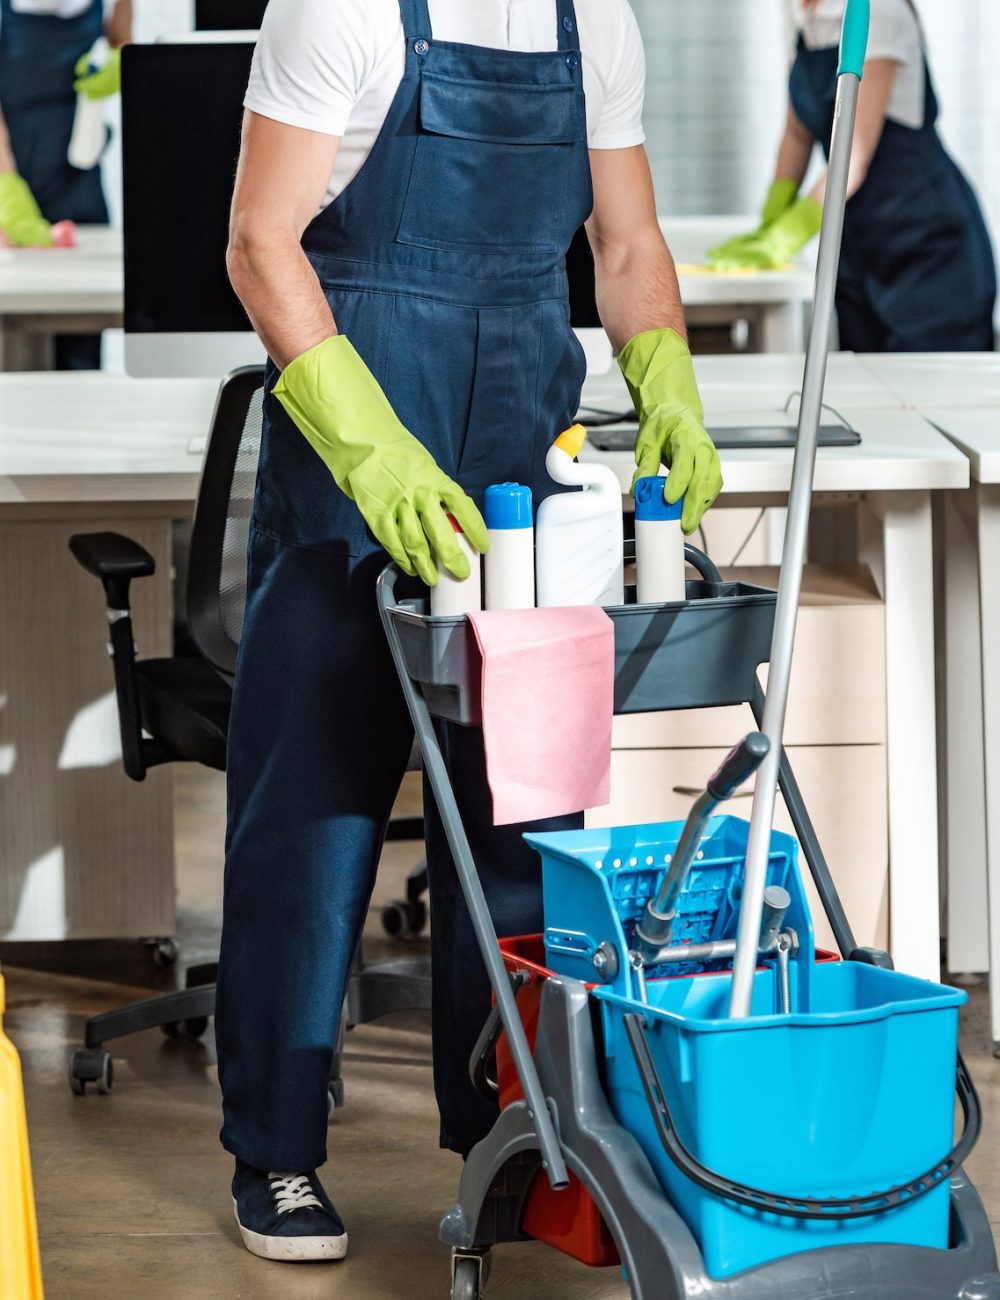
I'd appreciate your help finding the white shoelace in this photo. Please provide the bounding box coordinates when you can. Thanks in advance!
[268,1173,323,1216]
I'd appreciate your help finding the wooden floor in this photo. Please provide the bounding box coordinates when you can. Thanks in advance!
[5,765,1000,1298]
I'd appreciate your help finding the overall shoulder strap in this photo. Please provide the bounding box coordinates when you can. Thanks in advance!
[397,0,431,39]
[555,0,582,52]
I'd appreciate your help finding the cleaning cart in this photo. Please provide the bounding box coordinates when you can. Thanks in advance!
[377,3,1000,1295]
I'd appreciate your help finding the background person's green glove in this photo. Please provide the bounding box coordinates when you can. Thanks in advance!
[274,335,489,586]
[619,328,723,536]
[707,179,801,266]
[0,173,52,247]
[74,45,121,100]
[709,196,822,272]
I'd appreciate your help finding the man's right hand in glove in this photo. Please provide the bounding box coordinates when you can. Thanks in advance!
[0,173,53,248]
[274,335,489,587]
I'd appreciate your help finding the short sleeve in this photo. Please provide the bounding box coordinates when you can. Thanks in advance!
[589,0,646,151]
[244,0,377,137]
[866,0,921,66]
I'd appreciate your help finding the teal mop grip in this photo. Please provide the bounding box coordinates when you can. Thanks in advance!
[838,0,870,78]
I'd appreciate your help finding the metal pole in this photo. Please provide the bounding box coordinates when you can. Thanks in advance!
[729,65,865,1017]
[377,570,569,1188]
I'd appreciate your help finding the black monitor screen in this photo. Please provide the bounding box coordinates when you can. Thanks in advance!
[122,43,253,334]
[195,0,270,30]
[122,42,599,335]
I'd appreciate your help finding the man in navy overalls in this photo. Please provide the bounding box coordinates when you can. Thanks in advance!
[219,0,723,1262]
[0,0,127,368]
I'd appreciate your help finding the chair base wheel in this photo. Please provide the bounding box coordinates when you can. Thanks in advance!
[162,1016,209,1042]
[328,1079,345,1117]
[69,1048,113,1096]
[381,898,427,938]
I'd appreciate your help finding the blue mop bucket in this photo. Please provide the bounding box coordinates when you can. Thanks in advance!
[594,963,973,1279]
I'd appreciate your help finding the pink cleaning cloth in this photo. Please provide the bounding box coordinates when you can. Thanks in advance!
[466,606,614,826]
[0,220,76,250]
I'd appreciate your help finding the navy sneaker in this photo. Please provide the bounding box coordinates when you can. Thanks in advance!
[232,1160,348,1262]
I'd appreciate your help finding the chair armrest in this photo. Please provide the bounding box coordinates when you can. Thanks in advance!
[70,532,155,608]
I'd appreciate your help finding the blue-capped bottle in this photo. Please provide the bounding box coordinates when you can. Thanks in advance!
[634,477,685,605]
[484,483,535,610]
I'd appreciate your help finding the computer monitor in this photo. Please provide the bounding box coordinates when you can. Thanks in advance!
[122,40,264,377]
[122,40,604,378]
[195,0,269,31]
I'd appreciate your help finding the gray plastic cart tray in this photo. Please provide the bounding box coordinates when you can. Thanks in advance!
[388,573,776,727]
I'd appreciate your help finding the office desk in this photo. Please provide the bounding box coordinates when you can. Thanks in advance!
[859,353,1000,410]
[583,358,967,982]
[0,227,123,371]
[663,216,815,353]
[924,406,1000,1048]
[0,374,217,943]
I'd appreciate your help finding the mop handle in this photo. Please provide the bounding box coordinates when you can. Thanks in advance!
[728,0,870,1020]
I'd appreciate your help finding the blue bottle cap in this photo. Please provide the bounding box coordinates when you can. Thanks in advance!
[484,482,533,530]
[634,477,683,523]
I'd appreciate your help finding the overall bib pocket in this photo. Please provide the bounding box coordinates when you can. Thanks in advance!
[397,73,586,256]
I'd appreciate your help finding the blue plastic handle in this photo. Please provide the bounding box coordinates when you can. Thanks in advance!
[838,0,870,78]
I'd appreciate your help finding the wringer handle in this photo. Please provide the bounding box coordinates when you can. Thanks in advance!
[707,733,770,803]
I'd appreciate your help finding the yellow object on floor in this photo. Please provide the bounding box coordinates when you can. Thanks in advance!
[0,969,43,1300]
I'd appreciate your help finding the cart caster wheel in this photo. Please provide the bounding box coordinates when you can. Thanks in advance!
[162,1016,209,1042]
[328,1079,345,1117]
[452,1250,490,1300]
[69,1048,113,1096]
[149,938,179,969]
[382,897,427,938]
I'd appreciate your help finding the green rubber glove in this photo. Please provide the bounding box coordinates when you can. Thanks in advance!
[709,196,822,272]
[74,45,121,100]
[274,335,489,586]
[707,180,800,266]
[0,173,53,248]
[619,328,723,536]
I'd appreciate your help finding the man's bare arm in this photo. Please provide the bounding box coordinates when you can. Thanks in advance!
[586,145,686,353]
[227,111,341,369]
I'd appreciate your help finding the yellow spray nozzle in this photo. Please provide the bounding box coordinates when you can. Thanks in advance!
[554,424,587,459]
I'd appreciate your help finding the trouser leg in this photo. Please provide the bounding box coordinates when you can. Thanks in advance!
[216,534,412,1172]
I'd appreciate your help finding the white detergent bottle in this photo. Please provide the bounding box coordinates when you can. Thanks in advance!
[68,39,109,172]
[430,514,482,617]
[484,482,535,610]
[535,424,624,608]
[634,476,686,604]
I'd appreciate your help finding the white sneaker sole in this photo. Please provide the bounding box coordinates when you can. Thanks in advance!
[233,1200,349,1263]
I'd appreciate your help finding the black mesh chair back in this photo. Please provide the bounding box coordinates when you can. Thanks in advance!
[186,366,266,679]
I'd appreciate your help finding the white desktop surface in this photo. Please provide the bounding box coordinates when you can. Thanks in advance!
[662,216,815,309]
[924,408,1000,484]
[859,353,1000,412]
[0,226,123,314]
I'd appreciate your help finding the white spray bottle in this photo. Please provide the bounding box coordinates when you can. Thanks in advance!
[68,38,110,172]
[535,424,624,608]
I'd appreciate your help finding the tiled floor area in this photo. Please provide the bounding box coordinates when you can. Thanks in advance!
[4,766,1000,1298]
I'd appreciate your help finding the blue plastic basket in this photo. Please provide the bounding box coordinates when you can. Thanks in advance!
[594,962,967,1278]
[524,816,814,999]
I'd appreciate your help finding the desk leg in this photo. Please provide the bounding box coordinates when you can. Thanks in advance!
[976,483,1000,1051]
[859,490,941,981]
[759,301,806,353]
[941,489,990,977]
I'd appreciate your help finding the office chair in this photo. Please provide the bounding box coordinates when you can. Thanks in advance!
[67,366,430,1100]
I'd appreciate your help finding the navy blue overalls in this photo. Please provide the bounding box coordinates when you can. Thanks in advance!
[216,0,593,1171]
[790,32,996,352]
[0,0,108,368]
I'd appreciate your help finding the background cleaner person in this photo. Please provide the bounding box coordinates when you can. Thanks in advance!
[710,0,996,352]
[0,0,128,368]
[218,0,722,1264]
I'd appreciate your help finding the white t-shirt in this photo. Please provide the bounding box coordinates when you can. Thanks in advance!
[245,0,646,211]
[796,0,925,130]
